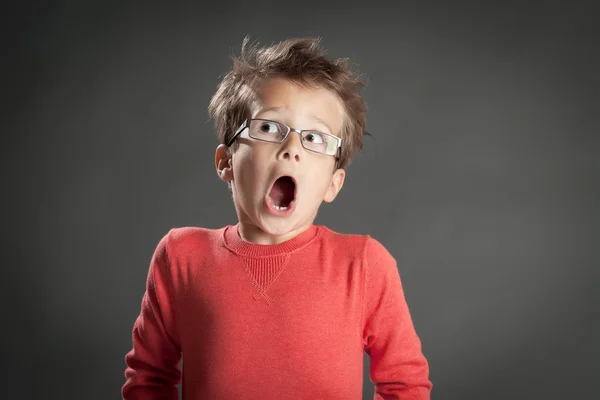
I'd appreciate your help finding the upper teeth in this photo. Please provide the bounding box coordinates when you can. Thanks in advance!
[274,205,288,211]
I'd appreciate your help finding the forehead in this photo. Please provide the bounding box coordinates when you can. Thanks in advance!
[250,77,344,134]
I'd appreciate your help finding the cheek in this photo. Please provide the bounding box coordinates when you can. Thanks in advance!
[314,160,336,188]
[307,173,333,201]
[234,149,268,196]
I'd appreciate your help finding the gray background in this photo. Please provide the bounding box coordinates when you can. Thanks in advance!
[3,1,599,399]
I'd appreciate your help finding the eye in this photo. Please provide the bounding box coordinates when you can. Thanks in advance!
[303,132,325,144]
[259,121,280,134]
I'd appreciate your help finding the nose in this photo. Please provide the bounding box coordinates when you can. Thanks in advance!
[277,129,303,163]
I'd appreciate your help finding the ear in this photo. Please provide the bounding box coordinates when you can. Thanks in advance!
[215,144,233,182]
[323,168,346,203]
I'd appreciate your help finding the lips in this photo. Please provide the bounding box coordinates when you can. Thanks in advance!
[265,174,297,216]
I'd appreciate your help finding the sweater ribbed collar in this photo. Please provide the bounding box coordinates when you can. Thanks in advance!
[222,223,321,257]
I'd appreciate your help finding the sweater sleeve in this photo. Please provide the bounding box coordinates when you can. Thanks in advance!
[122,230,182,400]
[362,237,433,400]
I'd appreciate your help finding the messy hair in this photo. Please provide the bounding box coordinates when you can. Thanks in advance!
[208,36,369,170]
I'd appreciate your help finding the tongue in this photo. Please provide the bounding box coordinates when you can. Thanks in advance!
[269,177,295,207]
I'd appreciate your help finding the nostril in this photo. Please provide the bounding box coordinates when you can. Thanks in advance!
[284,153,300,161]
[283,152,300,161]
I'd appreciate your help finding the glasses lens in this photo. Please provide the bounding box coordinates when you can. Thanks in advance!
[249,120,285,142]
[302,131,338,155]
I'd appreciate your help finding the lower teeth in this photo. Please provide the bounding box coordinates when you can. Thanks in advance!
[274,205,289,211]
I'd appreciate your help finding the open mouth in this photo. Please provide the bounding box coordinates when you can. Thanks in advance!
[267,176,296,211]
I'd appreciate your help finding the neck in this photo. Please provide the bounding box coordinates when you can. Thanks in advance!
[237,221,314,245]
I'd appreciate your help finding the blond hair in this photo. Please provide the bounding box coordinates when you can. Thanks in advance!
[208,36,369,170]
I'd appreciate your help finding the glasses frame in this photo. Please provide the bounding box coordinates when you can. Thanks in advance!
[226,118,342,163]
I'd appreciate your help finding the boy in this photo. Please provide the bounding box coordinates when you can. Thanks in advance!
[122,37,432,399]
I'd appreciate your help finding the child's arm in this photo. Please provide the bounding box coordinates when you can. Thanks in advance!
[363,237,433,400]
[122,232,182,400]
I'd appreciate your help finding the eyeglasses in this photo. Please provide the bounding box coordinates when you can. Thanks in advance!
[226,119,342,157]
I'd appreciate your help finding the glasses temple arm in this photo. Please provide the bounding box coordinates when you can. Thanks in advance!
[226,120,248,147]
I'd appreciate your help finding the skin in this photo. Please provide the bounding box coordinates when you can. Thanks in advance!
[215,77,346,245]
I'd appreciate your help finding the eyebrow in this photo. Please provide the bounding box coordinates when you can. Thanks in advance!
[256,106,282,114]
[255,107,334,133]
[309,116,333,134]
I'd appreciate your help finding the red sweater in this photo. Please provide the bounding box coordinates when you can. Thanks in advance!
[122,223,432,399]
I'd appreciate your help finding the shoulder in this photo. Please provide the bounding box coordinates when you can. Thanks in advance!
[156,225,226,259]
[318,225,393,262]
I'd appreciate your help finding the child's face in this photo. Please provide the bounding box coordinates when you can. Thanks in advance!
[215,77,346,240]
